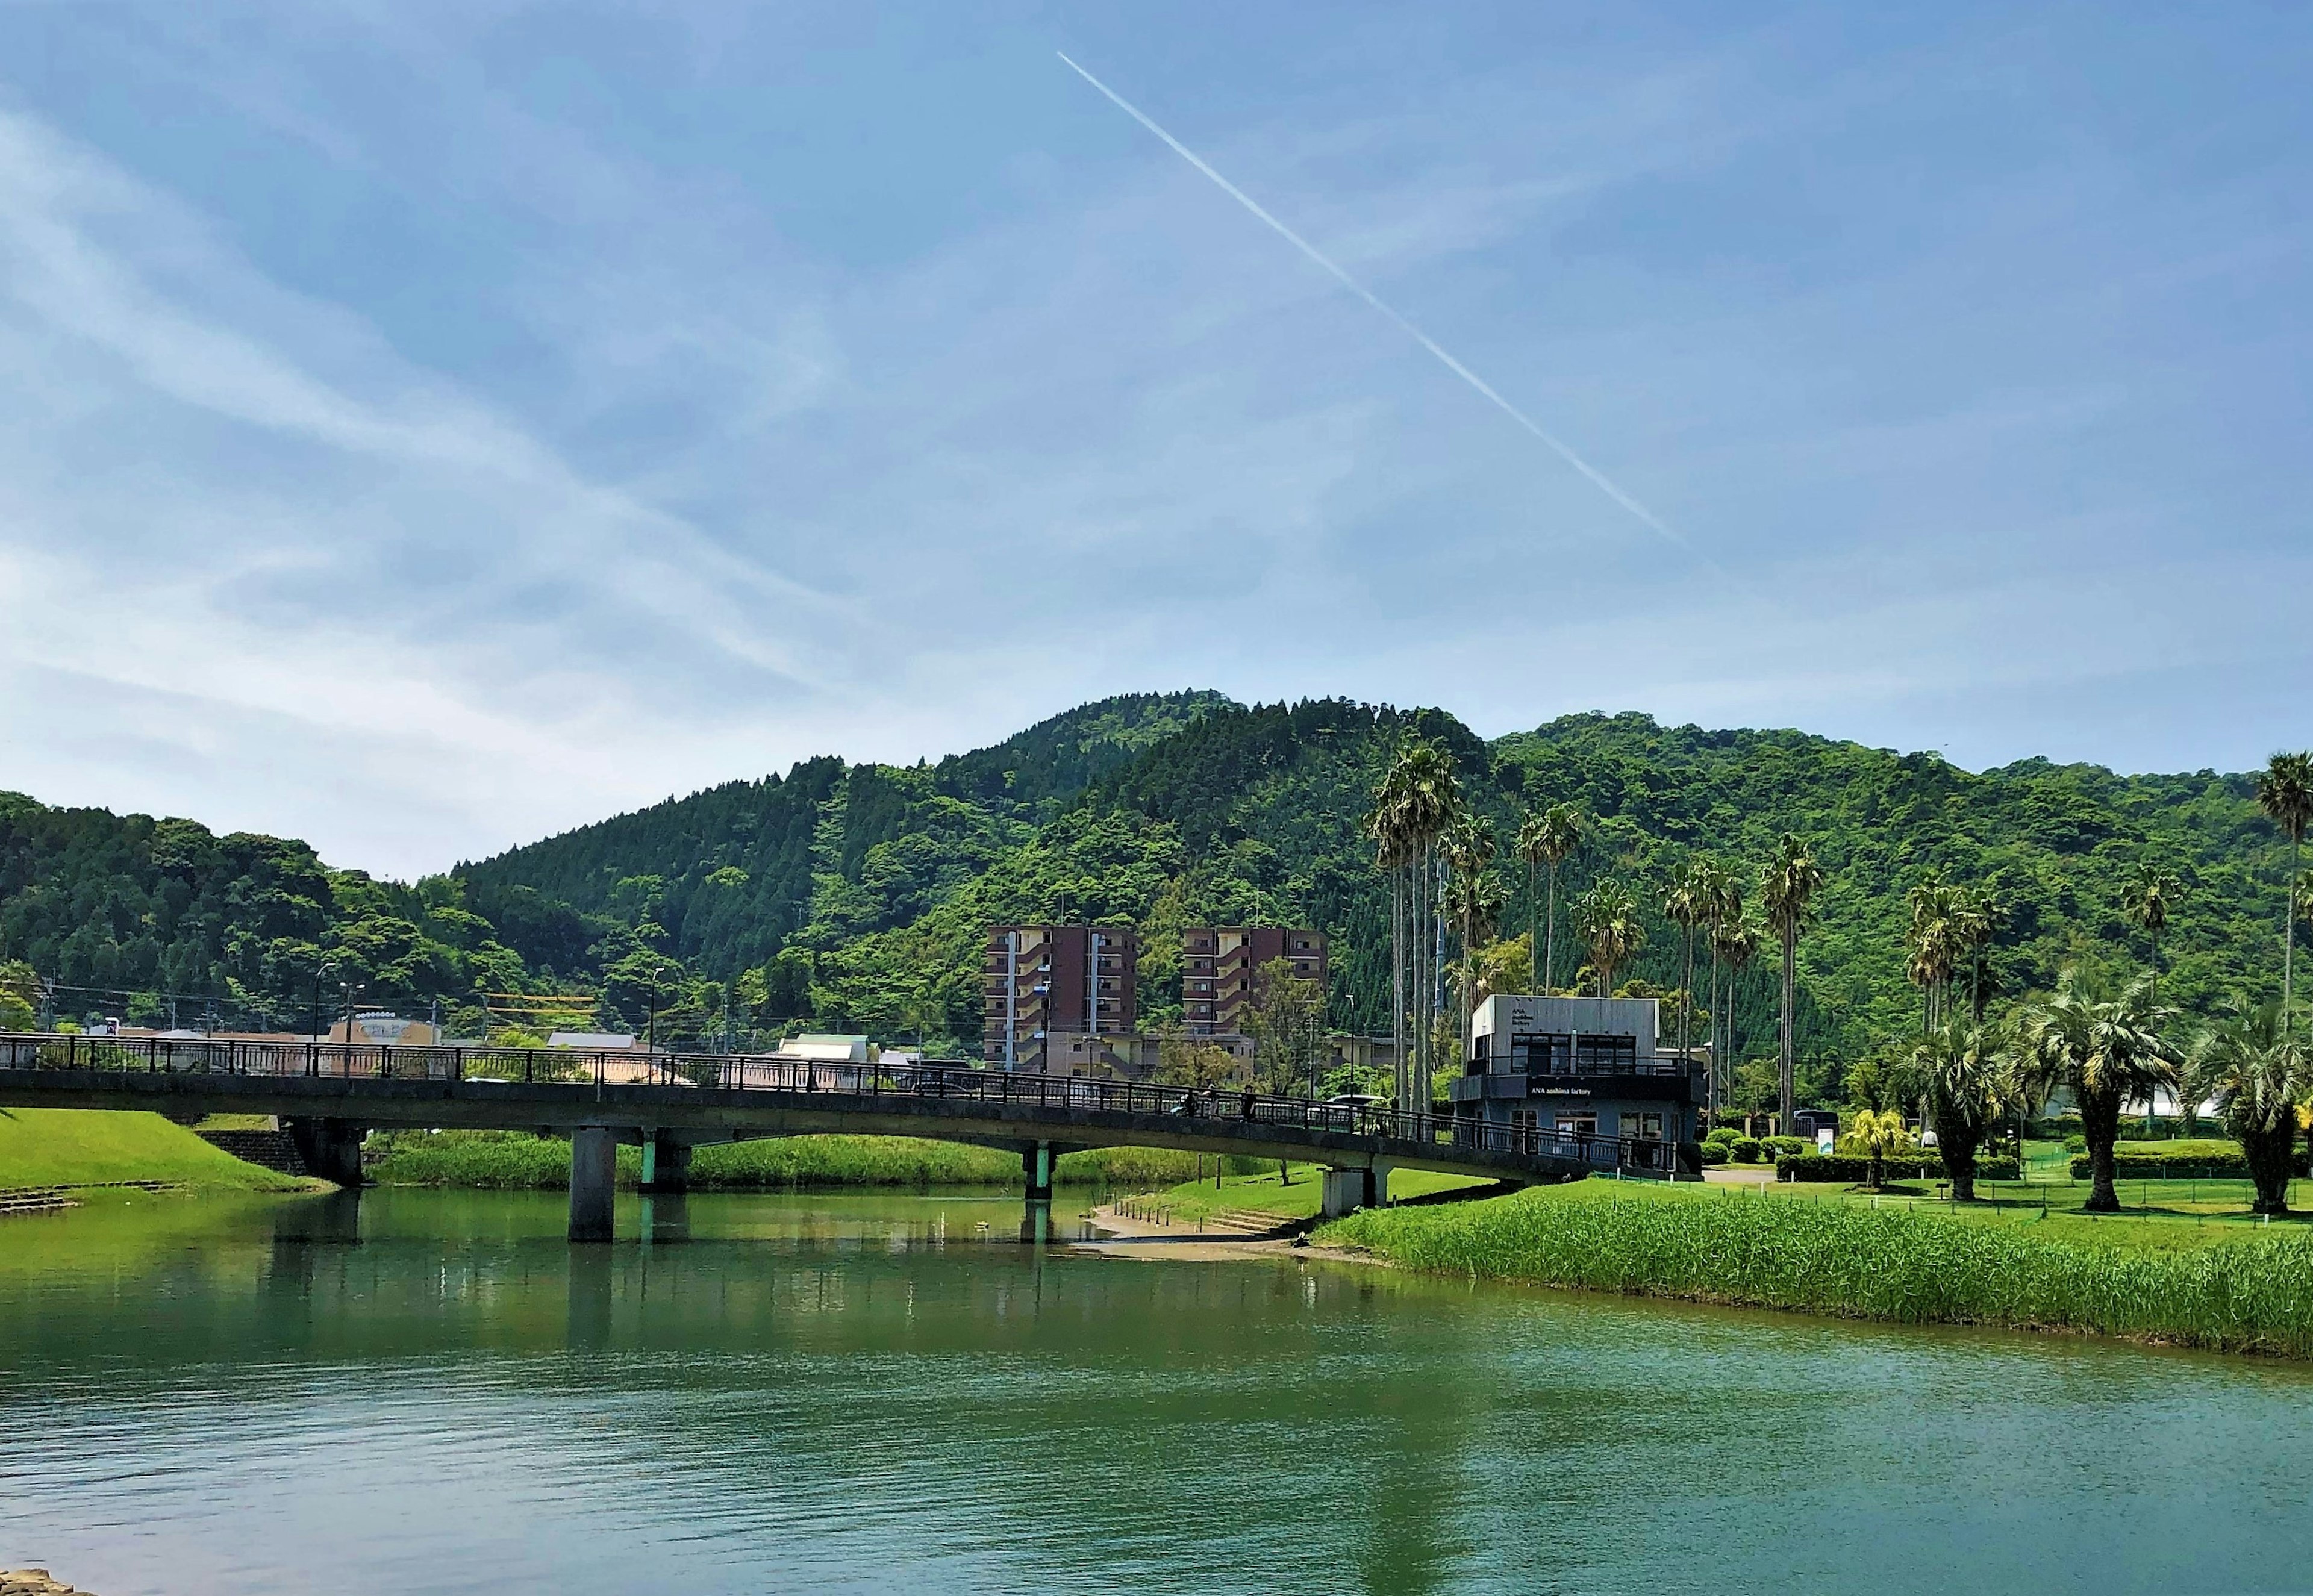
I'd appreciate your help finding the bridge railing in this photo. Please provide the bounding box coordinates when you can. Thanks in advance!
[0,1032,1673,1173]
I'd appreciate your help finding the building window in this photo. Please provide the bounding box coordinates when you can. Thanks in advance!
[1623,1111,1664,1141]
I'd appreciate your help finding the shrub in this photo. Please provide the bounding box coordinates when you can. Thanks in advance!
[1731,1138,1763,1164]
[1703,1126,1741,1147]
[1776,1153,2021,1183]
[2064,1135,2087,1153]
[1699,1142,1729,1166]
[2065,1141,2310,1180]
[1764,1135,1812,1157]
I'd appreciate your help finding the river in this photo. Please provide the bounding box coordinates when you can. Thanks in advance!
[4,1188,2309,1595]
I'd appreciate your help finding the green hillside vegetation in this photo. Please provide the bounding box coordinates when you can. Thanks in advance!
[365,1129,1202,1190]
[4,693,2302,1118]
[0,1108,308,1191]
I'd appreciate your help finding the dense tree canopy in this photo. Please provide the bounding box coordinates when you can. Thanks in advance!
[4,694,2300,1102]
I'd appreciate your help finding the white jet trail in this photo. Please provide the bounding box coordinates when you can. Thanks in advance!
[1057,50,1709,567]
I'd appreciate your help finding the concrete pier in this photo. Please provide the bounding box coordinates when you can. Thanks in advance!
[638,1132,692,1193]
[1321,1166,1379,1218]
[569,1125,617,1242]
[1022,1141,1055,1203]
[284,1117,366,1188]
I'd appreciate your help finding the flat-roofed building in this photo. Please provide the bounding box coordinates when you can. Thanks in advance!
[1450,994,1703,1172]
[983,925,1138,1070]
[1182,927,1326,1035]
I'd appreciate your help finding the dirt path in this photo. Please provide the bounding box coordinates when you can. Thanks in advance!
[1073,1201,1381,1267]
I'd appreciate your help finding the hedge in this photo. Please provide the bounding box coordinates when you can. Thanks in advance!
[2067,1141,2308,1180]
[1775,1153,2021,1183]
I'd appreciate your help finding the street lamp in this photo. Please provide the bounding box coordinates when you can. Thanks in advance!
[646,965,668,1080]
[310,962,334,1042]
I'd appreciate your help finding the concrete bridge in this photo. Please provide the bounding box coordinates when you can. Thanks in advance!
[0,1033,1678,1239]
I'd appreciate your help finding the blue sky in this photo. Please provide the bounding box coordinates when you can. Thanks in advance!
[3,2,2308,877]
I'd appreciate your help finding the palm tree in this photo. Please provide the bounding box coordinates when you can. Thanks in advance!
[2194,1000,2303,1217]
[1572,880,1645,997]
[1522,803,1584,994]
[1759,833,1825,1135]
[1711,911,1760,1123]
[1904,873,1961,1032]
[1366,781,1414,1119]
[1380,740,1461,1121]
[2016,969,2179,1214]
[1847,1106,1909,1192]
[1664,862,1711,1071]
[1444,815,1497,1053]
[2121,861,2185,1008]
[1955,886,1999,1022]
[2256,752,2313,1036]
[1913,1018,2012,1201]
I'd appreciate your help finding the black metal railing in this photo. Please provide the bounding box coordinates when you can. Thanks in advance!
[0,1032,1672,1173]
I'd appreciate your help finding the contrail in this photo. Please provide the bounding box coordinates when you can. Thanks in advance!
[1057,51,1709,567]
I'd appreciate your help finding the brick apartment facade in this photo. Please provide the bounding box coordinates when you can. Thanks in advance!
[1182,927,1327,1035]
[982,924,1139,1069]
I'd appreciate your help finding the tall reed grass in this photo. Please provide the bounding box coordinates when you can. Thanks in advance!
[1320,1184,2313,1356]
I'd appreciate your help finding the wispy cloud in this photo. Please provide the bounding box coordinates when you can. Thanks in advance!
[0,3,2307,872]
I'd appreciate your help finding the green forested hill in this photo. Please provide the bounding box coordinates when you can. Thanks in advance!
[454,690,1226,980]
[3,694,2299,1105]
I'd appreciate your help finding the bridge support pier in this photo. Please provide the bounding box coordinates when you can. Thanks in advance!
[639,1133,691,1193]
[1022,1141,1055,1203]
[1322,1167,1379,1219]
[570,1126,617,1242]
[286,1118,366,1188]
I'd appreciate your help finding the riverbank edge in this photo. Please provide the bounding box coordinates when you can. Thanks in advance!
[0,1109,321,1196]
[1308,1185,2313,1359]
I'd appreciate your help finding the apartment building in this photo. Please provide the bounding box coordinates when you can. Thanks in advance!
[1181,927,1327,1035]
[982,924,1139,1070]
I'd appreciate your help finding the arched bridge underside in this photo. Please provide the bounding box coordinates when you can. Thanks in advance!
[0,1036,1680,1239]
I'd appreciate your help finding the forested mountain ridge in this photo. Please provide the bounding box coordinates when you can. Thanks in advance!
[454,690,1227,979]
[2,695,2299,1106]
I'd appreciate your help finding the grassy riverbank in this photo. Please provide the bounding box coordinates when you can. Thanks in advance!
[1318,1181,2313,1356]
[0,1108,305,1191]
[365,1129,1203,1190]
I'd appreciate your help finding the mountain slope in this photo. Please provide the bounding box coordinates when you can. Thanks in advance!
[4,696,2297,1111]
[455,690,1229,977]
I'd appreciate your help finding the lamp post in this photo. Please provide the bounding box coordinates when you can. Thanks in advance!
[647,965,667,1081]
[310,963,334,1042]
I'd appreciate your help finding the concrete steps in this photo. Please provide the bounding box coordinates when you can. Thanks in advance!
[0,1188,79,1217]
[196,1128,311,1176]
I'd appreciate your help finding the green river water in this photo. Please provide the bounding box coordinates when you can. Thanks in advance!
[4,1187,2310,1595]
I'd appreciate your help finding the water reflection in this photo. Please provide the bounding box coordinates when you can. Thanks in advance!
[3,1188,2311,1596]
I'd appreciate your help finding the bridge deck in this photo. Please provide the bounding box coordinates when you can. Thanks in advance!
[0,1033,1681,1188]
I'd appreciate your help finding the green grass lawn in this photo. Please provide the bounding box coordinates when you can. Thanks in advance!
[0,1108,307,1191]
[1750,1139,2313,1253]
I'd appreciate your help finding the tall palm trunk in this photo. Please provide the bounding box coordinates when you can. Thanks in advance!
[1707,943,1722,1120]
[1544,862,1558,995]
[1677,922,1695,1067]
[1526,859,1538,993]
[1778,926,1796,1135]
[1390,863,1405,1119]
[2080,1086,2123,1214]
[2287,835,2300,1038]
